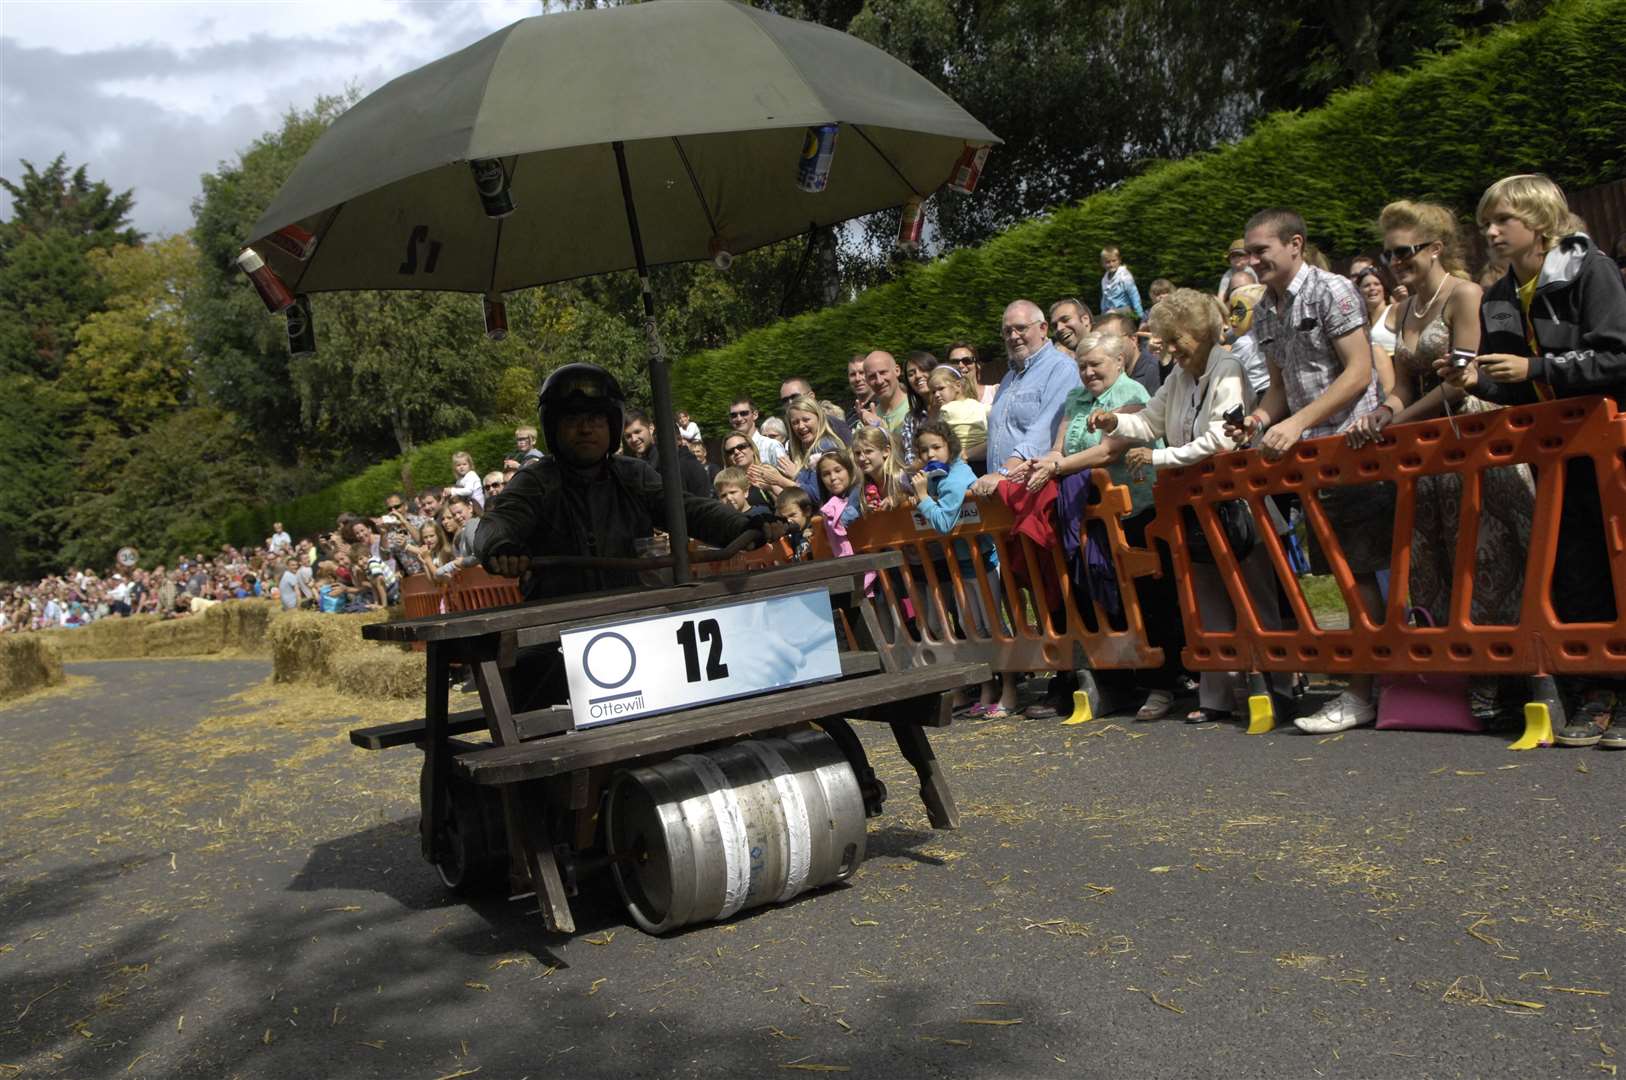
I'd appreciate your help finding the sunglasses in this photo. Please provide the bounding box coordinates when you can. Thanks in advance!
[483,484,502,493]
[728,409,753,419]
[779,394,799,407]
[725,443,750,453]
[1380,241,1434,265]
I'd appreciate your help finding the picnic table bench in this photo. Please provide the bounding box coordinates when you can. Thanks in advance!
[352,550,987,934]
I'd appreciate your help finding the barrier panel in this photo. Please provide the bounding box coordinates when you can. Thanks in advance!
[1147,396,1626,746]
[446,567,524,612]
[845,471,1163,678]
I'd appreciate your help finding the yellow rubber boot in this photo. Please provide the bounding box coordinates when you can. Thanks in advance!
[1061,690,1095,725]
[1509,702,1554,751]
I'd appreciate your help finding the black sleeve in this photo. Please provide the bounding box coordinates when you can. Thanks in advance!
[473,463,548,560]
[629,459,755,547]
[1529,253,1626,396]
[678,451,712,499]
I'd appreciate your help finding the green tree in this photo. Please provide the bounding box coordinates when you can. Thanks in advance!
[63,234,201,433]
[188,96,351,461]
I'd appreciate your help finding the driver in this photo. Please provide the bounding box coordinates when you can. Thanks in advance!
[476,363,766,600]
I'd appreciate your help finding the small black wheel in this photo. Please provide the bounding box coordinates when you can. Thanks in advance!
[419,758,507,895]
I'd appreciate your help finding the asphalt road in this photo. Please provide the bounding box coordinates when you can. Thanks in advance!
[1,660,1621,1079]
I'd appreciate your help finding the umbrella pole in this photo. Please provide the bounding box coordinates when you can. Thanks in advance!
[613,140,692,585]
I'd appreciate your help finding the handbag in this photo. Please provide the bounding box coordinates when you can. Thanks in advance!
[1182,501,1257,565]
[1375,608,1480,732]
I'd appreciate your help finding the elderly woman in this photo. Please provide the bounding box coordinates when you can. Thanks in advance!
[1024,331,1182,720]
[1093,288,1296,724]
[781,394,847,504]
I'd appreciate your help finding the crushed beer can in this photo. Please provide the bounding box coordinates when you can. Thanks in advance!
[483,292,509,341]
[285,295,317,357]
[265,224,319,261]
[895,196,925,252]
[469,157,515,218]
[795,124,839,193]
[946,144,991,194]
[236,248,296,313]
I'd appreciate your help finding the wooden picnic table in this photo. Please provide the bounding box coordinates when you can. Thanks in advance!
[352,550,987,934]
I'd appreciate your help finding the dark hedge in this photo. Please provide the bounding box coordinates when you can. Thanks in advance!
[670,0,1626,426]
[222,424,515,547]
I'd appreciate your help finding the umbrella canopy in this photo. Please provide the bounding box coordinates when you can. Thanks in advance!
[247,0,998,293]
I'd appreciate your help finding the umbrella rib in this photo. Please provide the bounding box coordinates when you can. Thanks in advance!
[849,124,924,200]
[485,156,516,294]
[289,201,346,295]
[670,137,720,239]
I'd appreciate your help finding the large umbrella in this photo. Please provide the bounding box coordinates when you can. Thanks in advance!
[247,0,998,581]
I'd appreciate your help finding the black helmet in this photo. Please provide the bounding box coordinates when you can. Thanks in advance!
[538,363,625,461]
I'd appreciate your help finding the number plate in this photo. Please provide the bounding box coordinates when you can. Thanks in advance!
[558,588,843,730]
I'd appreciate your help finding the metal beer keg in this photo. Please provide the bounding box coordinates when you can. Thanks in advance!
[606,728,867,933]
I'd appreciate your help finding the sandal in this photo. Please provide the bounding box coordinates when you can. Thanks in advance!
[1135,690,1174,721]
[1185,707,1228,724]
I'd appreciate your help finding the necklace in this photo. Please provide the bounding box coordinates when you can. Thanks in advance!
[1407,270,1451,322]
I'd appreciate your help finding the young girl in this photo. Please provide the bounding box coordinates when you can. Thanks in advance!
[927,364,989,470]
[815,449,864,558]
[850,426,908,513]
[1099,245,1144,318]
[774,488,817,561]
[909,420,1014,717]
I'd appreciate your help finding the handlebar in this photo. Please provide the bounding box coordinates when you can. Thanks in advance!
[521,528,765,573]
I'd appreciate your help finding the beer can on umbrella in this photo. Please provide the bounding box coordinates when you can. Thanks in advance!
[286,295,317,357]
[469,158,515,218]
[895,196,925,252]
[236,248,296,313]
[946,144,990,194]
[483,292,509,341]
[265,224,319,261]
[795,124,839,193]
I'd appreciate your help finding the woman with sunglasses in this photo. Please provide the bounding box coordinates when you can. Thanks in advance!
[1349,200,1534,722]
[718,436,781,510]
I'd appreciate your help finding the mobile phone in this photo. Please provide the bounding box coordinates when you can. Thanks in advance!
[1450,347,1474,370]
[1224,405,1246,428]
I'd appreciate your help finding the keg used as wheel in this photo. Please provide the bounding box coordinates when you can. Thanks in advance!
[418,757,508,894]
[605,728,867,933]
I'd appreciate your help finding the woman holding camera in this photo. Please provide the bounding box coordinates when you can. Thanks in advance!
[1346,202,1533,718]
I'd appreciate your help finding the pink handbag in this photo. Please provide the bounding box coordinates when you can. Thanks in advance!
[1376,608,1480,733]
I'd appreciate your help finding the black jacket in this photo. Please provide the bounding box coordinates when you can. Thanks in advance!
[475,454,754,600]
[640,442,713,500]
[1472,234,1626,408]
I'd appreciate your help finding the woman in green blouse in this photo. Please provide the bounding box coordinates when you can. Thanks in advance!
[1023,332,1182,720]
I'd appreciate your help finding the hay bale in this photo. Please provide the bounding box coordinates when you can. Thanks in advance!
[332,648,425,700]
[268,610,388,684]
[226,601,274,653]
[40,615,160,661]
[0,634,64,696]
[143,612,227,657]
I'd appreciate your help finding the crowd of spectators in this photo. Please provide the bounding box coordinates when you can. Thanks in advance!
[606,173,1626,749]
[0,430,548,633]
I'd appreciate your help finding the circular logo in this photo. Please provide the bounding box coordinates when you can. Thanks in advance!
[116,547,139,568]
[581,631,636,690]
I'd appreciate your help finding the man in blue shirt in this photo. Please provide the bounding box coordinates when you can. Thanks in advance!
[971,299,1083,495]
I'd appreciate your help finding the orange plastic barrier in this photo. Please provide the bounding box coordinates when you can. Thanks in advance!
[1147,396,1626,686]
[400,574,445,620]
[844,471,1163,675]
[445,566,523,612]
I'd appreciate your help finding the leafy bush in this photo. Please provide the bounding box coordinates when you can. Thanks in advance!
[670,1,1626,425]
[222,425,517,546]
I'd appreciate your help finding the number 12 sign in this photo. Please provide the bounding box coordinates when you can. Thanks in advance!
[558,588,844,730]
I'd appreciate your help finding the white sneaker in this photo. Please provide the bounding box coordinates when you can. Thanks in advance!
[1293,690,1376,734]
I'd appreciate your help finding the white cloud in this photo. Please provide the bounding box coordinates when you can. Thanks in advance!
[0,0,541,235]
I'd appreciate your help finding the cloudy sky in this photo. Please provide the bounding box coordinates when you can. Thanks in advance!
[1,1,544,236]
